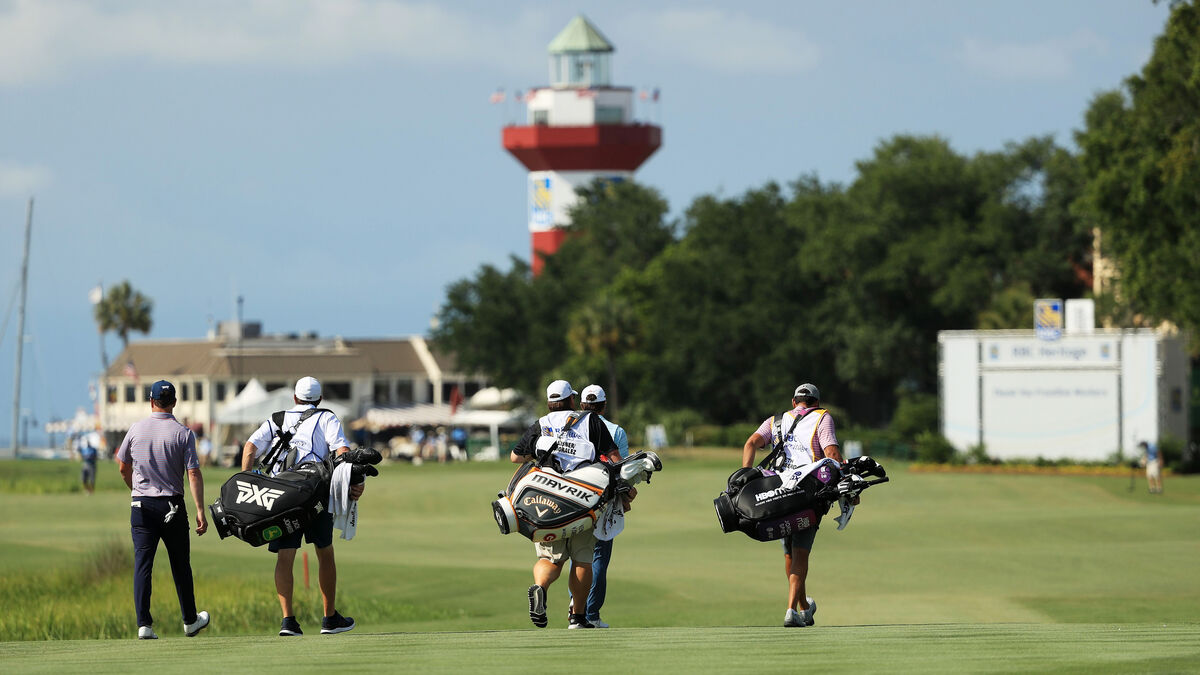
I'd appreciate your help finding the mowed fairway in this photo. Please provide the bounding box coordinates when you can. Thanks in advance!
[2,452,1199,672]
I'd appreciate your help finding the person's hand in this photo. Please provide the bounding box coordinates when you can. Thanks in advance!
[195,513,208,536]
[350,483,365,501]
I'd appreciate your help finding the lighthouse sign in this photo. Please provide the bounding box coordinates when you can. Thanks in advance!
[530,176,554,230]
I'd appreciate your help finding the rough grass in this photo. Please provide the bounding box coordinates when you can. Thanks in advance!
[1,452,1199,671]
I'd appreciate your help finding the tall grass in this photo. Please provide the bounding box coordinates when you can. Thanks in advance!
[0,538,383,640]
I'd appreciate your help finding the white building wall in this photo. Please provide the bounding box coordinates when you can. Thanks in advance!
[526,88,634,126]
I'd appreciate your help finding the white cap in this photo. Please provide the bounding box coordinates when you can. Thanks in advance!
[546,379,577,402]
[793,383,820,401]
[295,376,322,402]
[581,384,606,403]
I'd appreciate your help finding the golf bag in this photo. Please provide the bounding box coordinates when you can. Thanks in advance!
[209,408,382,547]
[713,456,888,541]
[492,450,662,543]
[209,460,331,547]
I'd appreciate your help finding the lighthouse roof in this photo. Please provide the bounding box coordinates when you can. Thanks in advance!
[547,15,614,54]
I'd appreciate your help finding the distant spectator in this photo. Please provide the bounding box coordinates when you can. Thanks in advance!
[1139,441,1164,494]
[78,432,99,495]
[198,437,213,467]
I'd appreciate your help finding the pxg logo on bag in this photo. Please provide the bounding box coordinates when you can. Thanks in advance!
[235,480,286,510]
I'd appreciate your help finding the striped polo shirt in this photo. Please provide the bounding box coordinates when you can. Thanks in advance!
[117,412,198,497]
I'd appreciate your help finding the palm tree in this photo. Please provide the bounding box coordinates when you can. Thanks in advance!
[94,280,153,363]
[566,293,638,421]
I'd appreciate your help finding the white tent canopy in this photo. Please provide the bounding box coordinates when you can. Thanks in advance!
[215,378,351,425]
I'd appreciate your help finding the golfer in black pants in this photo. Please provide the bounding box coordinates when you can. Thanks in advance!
[116,380,211,640]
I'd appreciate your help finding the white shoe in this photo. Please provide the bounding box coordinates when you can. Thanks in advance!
[784,609,804,627]
[589,617,610,629]
[137,625,158,640]
[184,610,210,637]
[802,598,817,627]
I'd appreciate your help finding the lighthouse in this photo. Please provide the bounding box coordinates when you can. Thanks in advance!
[503,15,662,275]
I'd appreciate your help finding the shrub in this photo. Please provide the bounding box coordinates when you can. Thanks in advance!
[914,431,957,464]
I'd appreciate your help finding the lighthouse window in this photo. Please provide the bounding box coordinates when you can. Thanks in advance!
[595,106,623,124]
[533,110,549,125]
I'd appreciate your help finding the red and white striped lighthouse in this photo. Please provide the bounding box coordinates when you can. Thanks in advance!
[503,15,662,275]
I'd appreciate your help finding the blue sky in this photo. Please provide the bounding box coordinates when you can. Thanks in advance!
[0,0,1171,444]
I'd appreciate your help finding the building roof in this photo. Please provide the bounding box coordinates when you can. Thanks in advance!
[105,336,465,380]
[547,15,613,54]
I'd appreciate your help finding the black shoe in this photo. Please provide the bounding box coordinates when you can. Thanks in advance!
[568,614,594,629]
[527,585,547,628]
[321,611,356,634]
[279,616,303,636]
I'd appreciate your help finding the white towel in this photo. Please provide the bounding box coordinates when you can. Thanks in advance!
[595,497,625,541]
[329,463,358,540]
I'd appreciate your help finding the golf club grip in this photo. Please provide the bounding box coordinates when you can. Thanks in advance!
[865,477,889,487]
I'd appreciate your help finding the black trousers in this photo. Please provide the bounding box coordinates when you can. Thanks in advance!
[131,495,197,628]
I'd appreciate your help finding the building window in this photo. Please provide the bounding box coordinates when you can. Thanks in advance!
[373,380,391,405]
[465,381,482,397]
[107,386,118,404]
[194,383,204,402]
[143,385,152,402]
[595,106,623,124]
[216,382,227,401]
[266,382,286,392]
[396,380,414,404]
[181,383,190,401]
[324,381,351,400]
[533,109,549,125]
[125,385,136,403]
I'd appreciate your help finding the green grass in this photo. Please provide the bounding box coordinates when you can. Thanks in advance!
[2,454,1199,671]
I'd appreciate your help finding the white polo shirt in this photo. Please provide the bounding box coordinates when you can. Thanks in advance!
[246,404,348,475]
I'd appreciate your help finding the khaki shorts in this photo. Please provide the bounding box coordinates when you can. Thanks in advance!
[1147,462,1162,480]
[534,529,597,565]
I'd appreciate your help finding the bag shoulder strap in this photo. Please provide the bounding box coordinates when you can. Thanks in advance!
[258,407,329,473]
[757,410,806,470]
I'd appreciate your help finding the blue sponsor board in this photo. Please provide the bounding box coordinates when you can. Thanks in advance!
[1034,298,1063,341]
[530,176,553,229]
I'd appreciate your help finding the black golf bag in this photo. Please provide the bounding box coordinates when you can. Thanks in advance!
[209,408,381,547]
[492,450,663,543]
[210,461,331,547]
[713,456,888,541]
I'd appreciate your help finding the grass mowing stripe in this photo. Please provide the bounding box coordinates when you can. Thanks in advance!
[0,625,1197,673]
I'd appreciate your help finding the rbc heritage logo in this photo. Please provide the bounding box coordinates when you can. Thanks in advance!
[817,465,832,483]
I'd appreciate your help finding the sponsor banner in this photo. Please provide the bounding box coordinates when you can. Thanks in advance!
[983,336,1118,369]
[1034,298,1063,341]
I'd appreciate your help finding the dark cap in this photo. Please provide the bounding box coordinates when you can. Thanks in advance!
[150,380,176,404]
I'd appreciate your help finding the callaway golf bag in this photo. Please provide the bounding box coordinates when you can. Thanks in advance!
[492,446,663,543]
[713,456,888,541]
[209,409,381,547]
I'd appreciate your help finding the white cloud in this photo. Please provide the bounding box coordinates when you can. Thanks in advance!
[622,8,819,74]
[961,30,1107,81]
[0,0,546,85]
[0,161,52,197]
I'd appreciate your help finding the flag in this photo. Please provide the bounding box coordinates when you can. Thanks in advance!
[639,89,649,100]
[523,90,538,102]
[513,90,522,103]
[123,360,138,382]
[449,386,465,415]
[652,88,660,102]
[489,88,505,104]
[577,88,597,99]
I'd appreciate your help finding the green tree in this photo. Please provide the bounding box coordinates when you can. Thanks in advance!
[1075,1,1200,335]
[93,280,153,352]
[565,292,639,420]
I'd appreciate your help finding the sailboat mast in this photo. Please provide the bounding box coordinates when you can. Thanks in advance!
[11,197,33,456]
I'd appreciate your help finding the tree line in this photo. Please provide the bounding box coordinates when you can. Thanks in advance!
[436,2,1198,440]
